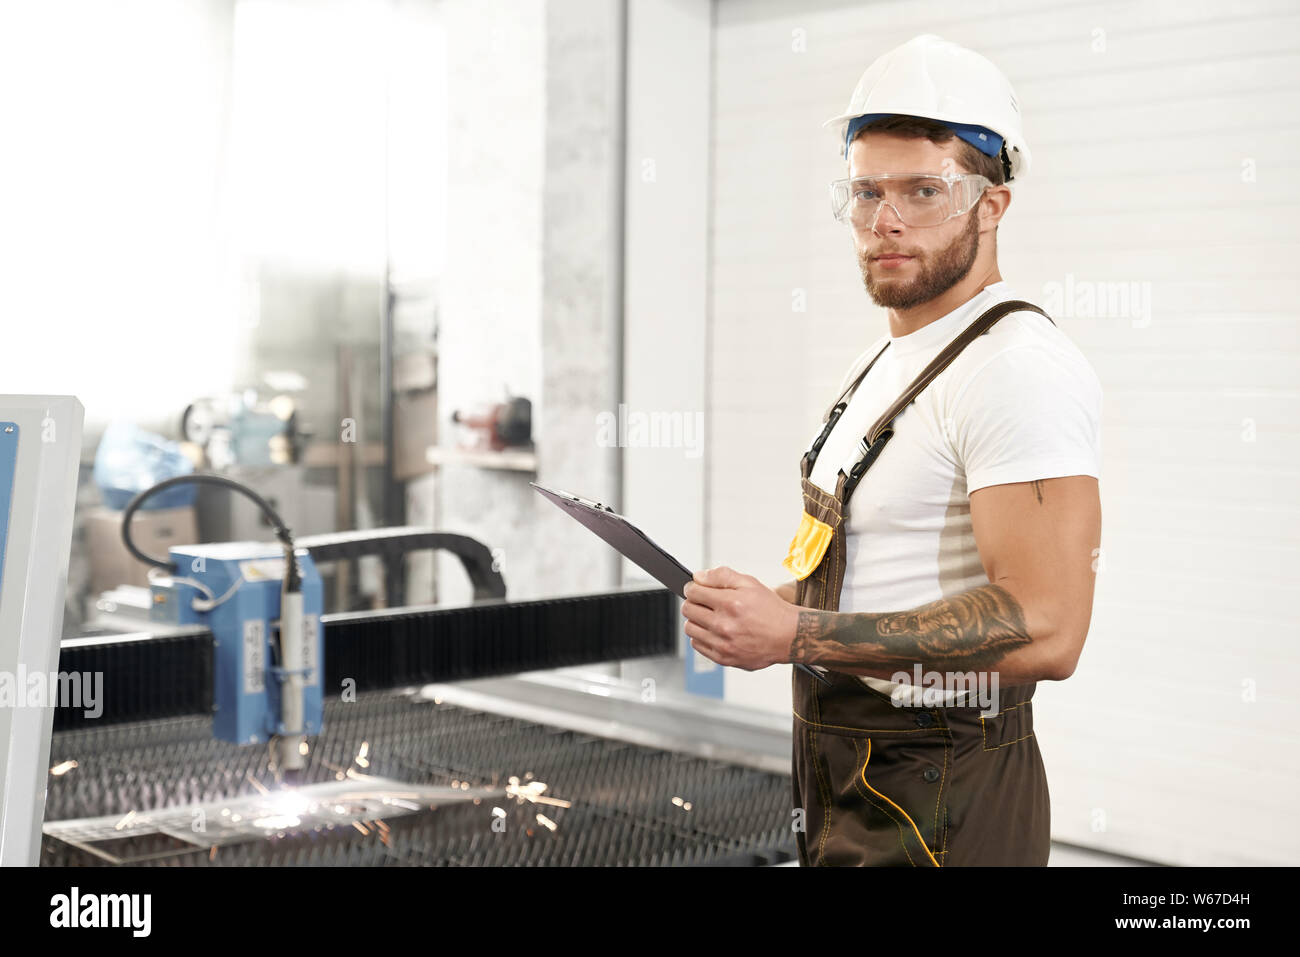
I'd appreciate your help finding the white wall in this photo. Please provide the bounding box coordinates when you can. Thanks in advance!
[0,0,237,427]
[433,0,626,606]
[622,0,714,691]
[706,0,1300,865]
[0,0,440,442]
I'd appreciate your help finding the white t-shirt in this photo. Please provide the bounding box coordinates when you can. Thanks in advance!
[803,281,1102,704]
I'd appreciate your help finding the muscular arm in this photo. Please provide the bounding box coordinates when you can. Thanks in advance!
[786,476,1101,685]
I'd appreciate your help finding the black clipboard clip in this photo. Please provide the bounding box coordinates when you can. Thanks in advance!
[532,482,832,687]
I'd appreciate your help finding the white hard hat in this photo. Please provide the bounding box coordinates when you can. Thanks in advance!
[824,34,1031,182]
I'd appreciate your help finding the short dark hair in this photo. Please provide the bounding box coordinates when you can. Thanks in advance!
[849,114,1006,186]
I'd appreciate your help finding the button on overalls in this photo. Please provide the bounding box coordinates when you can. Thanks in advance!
[785,299,1054,867]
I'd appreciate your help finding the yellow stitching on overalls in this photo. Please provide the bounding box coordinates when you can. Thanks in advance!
[941,712,951,858]
[932,716,950,851]
[810,717,833,866]
[834,475,848,609]
[983,731,1036,752]
[809,499,842,528]
[812,536,827,609]
[808,485,842,516]
[979,700,1032,752]
[825,522,840,604]
[829,529,841,614]
[933,714,953,860]
[859,737,940,867]
[811,676,832,858]
[811,494,842,522]
[806,486,844,523]
[840,535,851,609]
[810,728,834,865]
[799,520,818,606]
[792,706,957,736]
[982,700,1031,720]
[836,522,847,613]
[799,479,825,609]
[852,738,916,867]
[802,477,842,516]
[804,472,839,501]
[940,780,949,858]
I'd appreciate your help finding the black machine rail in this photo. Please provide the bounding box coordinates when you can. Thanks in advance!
[54,587,677,730]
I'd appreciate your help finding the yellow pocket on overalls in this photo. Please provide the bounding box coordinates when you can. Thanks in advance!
[782,510,834,581]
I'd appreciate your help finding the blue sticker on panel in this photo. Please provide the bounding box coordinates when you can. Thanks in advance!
[0,423,17,596]
[683,624,725,698]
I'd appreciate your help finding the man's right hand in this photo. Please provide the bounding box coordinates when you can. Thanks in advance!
[774,580,798,604]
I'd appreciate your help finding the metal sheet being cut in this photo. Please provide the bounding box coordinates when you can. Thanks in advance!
[43,777,498,864]
[41,692,797,866]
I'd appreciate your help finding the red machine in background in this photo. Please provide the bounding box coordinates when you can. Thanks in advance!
[450,395,532,452]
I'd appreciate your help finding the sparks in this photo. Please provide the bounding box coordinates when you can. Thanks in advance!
[505,780,571,809]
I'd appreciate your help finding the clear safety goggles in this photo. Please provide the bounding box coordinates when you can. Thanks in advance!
[829,172,993,228]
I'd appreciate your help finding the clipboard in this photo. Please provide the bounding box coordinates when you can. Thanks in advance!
[531,482,831,686]
[531,483,691,597]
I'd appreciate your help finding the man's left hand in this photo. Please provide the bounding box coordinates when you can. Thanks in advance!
[682,566,798,671]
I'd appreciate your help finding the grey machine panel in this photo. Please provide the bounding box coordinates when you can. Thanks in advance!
[0,395,83,865]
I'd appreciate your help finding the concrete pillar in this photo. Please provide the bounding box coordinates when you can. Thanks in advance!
[433,0,624,604]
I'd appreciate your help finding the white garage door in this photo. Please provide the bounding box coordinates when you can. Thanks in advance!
[708,0,1300,866]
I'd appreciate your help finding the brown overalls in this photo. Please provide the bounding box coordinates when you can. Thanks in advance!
[786,299,1053,867]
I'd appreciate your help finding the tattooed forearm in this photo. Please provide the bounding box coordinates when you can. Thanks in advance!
[1031,480,1044,505]
[789,584,1032,673]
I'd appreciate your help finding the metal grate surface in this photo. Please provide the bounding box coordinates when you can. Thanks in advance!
[41,691,796,866]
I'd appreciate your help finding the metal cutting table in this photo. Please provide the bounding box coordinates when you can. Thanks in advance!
[41,528,797,867]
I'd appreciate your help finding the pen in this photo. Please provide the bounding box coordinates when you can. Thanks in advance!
[797,663,834,686]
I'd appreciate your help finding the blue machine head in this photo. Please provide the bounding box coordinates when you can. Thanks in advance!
[159,542,324,746]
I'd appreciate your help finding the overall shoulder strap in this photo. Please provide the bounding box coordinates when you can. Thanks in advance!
[864,299,1052,446]
[821,340,890,422]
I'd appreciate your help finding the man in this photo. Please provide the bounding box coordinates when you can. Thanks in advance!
[681,34,1102,866]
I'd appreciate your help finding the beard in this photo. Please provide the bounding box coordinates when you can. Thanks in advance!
[858,209,981,310]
